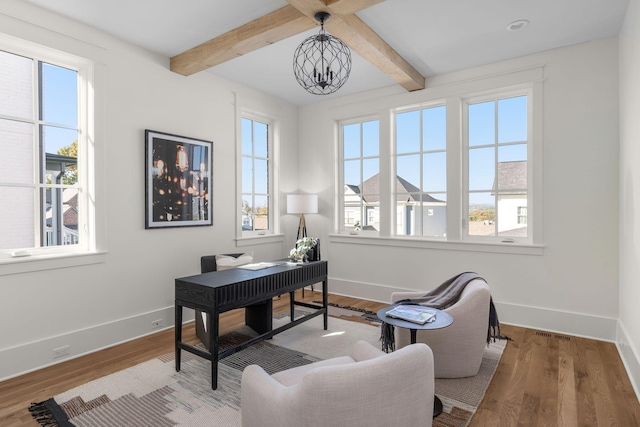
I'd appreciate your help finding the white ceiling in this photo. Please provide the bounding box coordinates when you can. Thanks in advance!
[23,0,630,106]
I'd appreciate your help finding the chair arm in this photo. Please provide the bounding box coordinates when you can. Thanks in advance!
[350,340,386,362]
[241,365,292,427]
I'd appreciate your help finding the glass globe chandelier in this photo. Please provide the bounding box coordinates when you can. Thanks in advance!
[293,12,351,95]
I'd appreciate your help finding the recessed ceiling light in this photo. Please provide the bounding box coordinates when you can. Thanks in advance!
[507,20,529,31]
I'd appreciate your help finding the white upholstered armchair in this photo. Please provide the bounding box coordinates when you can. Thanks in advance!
[391,278,491,378]
[241,340,435,427]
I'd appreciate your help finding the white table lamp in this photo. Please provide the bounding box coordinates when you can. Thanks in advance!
[287,195,318,240]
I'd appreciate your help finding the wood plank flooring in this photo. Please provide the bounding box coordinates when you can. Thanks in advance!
[1,290,638,426]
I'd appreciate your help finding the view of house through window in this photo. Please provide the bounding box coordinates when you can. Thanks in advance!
[0,49,81,251]
[241,117,270,233]
[338,88,532,244]
[342,119,379,232]
[467,95,528,239]
[395,105,447,237]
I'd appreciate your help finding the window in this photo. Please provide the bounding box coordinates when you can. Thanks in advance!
[241,116,272,235]
[335,77,539,250]
[341,119,379,232]
[517,206,527,224]
[466,94,528,240]
[394,105,447,237]
[0,43,93,256]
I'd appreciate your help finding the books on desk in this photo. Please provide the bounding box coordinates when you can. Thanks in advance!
[238,262,281,271]
[386,305,436,324]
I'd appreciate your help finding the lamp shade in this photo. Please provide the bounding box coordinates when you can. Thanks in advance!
[287,195,318,214]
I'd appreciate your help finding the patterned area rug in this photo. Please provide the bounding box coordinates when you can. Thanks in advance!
[29,314,506,427]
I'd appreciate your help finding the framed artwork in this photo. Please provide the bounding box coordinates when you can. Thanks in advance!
[145,130,213,229]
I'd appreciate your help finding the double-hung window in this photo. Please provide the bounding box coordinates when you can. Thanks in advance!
[0,40,94,257]
[394,105,447,237]
[341,119,379,232]
[241,116,272,235]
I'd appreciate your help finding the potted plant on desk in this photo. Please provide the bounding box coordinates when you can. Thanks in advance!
[289,237,319,262]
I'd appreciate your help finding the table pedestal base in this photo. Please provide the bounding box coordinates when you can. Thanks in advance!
[434,396,443,417]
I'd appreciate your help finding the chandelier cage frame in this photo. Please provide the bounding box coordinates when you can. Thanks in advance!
[293,12,352,95]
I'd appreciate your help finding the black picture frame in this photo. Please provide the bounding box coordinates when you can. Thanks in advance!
[145,130,213,229]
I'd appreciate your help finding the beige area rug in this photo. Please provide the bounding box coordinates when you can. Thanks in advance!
[30,314,506,427]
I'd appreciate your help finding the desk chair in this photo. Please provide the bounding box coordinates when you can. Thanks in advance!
[195,254,273,351]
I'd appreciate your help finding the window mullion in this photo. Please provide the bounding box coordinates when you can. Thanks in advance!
[36,61,45,247]
[446,96,462,241]
[360,123,365,227]
[417,112,424,236]
[493,100,499,237]
[378,112,391,237]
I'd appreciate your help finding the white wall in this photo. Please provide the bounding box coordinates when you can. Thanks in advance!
[0,0,631,390]
[619,0,640,399]
[298,38,620,342]
[0,1,298,380]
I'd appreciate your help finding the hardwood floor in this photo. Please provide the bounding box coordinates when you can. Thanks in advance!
[1,291,639,426]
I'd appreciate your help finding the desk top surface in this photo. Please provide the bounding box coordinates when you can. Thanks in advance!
[175,259,327,289]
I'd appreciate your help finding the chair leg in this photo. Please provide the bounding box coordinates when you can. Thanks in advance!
[301,283,315,298]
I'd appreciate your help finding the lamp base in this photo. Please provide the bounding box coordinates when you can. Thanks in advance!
[296,214,307,241]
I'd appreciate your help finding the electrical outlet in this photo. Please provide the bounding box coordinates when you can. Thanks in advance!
[53,345,70,359]
[151,319,163,329]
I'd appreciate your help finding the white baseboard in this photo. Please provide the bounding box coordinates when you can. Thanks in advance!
[617,321,640,403]
[329,278,618,342]
[0,305,193,382]
[494,301,618,342]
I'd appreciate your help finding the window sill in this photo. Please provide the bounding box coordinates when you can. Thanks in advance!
[235,233,284,247]
[0,251,108,276]
[328,234,544,256]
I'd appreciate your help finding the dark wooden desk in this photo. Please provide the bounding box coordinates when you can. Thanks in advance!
[175,260,328,389]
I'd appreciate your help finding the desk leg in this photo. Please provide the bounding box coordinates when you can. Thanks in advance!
[322,279,328,330]
[289,291,295,320]
[410,328,443,418]
[175,303,182,372]
[209,307,219,390]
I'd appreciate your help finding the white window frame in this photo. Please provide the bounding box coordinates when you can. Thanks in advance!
[392,102,447,239]
[238,111,276,238]
[331,71,543,255]
[462,86,534,245]
[0,34,99,265]
[338,116,380,235]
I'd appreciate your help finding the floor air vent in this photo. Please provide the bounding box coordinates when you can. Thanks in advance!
[535,331,571,341]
